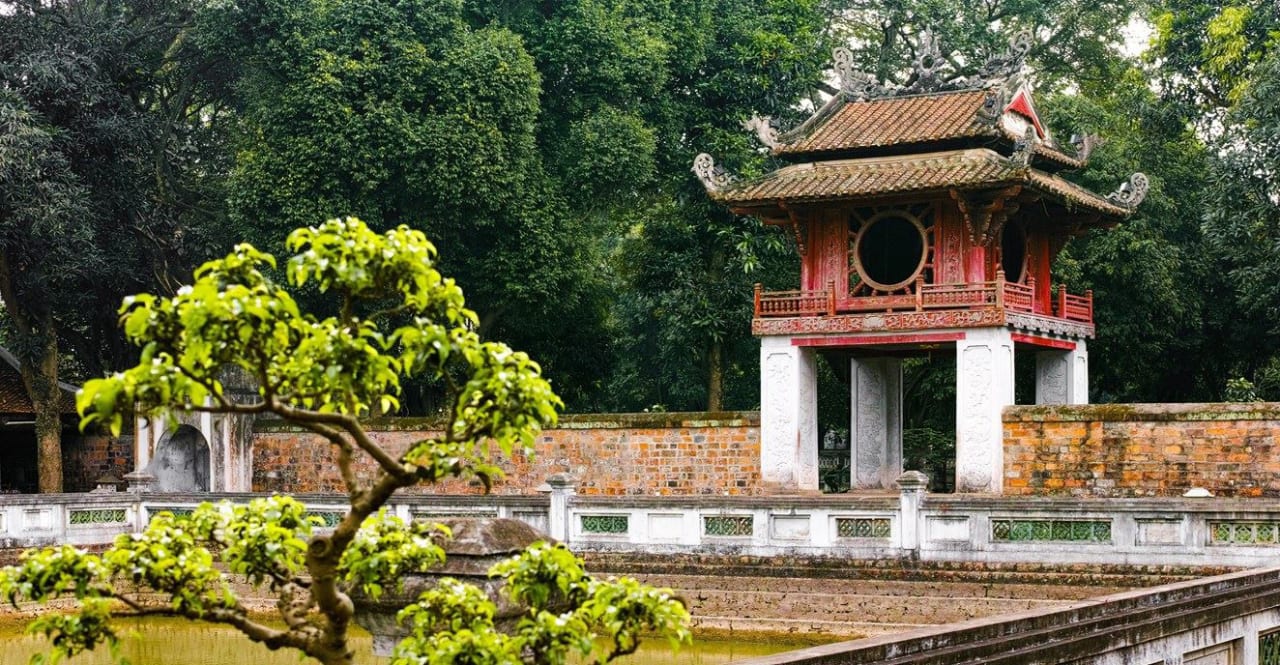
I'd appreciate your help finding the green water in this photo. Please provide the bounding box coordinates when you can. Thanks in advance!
[0,618,792,665]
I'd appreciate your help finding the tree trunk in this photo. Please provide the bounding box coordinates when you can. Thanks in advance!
[0,254,64,493]
[21,325,63,493]
[706,339,723,412]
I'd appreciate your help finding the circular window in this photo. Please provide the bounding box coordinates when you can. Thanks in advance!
[1001,223,1027,283]
[853,212,928,291]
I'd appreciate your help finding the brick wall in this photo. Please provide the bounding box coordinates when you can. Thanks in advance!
[1004,403,1280,497]
[63,433,133,492]
[252,412,761,496]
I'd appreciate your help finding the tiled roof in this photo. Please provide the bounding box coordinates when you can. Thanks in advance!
[776,90,994,155]
[774,90,1084,169]
[0,348,78,415]
[711,149,1129,217]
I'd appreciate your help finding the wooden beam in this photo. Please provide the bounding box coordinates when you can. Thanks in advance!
[1010,332,1077,350]
[792,332,966,347]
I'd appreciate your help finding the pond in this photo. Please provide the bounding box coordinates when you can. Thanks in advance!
[0,617,800,665]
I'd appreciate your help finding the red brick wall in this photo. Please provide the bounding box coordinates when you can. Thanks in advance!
[1004,403,1280,497]
[252,412,761,496]
[63,433,134,492]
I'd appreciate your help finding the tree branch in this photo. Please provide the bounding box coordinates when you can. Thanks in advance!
[298,419,362,500]
[269,399,409,480]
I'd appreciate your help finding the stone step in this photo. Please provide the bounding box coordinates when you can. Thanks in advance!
[618,572,1129,601]
[689,614,929,639]
[677,588,1072,624]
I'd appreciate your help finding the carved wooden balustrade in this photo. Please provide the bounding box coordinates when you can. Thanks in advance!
[752,271,1093,325]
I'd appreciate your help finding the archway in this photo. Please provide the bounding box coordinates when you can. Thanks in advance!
[148,425,210,492]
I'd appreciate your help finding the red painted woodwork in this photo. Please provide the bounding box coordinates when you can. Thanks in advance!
[1010,333,1077,350]
[1004,90,1046,138]
[765,198,1093,334]
[937,207,966,284]
[792,332,966,347]
[802,215,848,295]
[1027,232,1052,314]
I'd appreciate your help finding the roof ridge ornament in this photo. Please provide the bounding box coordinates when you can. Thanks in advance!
[1070,133,1104,163]
[1106,173,1149,209]
[978,30,1034,82]
[1010,125,1036,168]
[912,31,947,90]
[692,153,735,192]
[976,89,1004,124]
[833,47,898,101]
[742,115,780,149]
[833,30,1034,102]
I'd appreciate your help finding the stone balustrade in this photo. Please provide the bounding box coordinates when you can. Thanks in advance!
[6,481,1280,569]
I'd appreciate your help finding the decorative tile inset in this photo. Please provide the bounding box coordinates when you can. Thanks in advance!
[991,519,1110,543]
[580,514,629,535]
[68,508,127,526]
[836,517,891,539]
[703,515,754,537]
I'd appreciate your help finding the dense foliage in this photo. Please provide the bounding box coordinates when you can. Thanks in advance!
[3,0,1280,479]
[0,0,226,491]
[0,218,690,665]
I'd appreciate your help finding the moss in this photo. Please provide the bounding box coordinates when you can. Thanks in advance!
[253,411,761,434]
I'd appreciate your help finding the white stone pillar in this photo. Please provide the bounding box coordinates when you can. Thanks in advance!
[850,357,903,489]
[546,473,576,543]
[1068,340,1089,405]
[896,470,927,553]
[134,414,152,472]
[1034,342,1089,405]
[955,328,1015,493]
[1035,351,1069,405]
[759,336,819,492]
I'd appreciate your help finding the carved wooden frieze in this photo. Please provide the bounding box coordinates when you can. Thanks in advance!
[752,308,1005,336]
[951,186,1022,246]
[1005,312,1095,339]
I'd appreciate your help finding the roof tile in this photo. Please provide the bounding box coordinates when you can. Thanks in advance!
[712,149,1128,217]
[777,90,992,155]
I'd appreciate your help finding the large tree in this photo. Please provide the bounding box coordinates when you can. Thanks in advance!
[190,0,613,410]
[465,0,836,411]
[0,0,220,491]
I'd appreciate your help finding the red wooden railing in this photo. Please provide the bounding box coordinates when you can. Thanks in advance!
[754,281,836,317]
[753,273,1093,325]
[920,281,999,309]
[1054,285,1094,323]
[1001,275,1036,314]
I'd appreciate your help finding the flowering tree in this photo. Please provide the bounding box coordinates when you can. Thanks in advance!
[0,217,690,665]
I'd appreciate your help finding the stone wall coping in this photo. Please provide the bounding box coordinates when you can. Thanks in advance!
[15,492,1280,514]
[252,411,759,434]
[0,493,136,507]
[925,494,1280,513]
[0,492,550,508]
[733,565,1280,665]
[1003,401,1280,423]
[570,494,899,510]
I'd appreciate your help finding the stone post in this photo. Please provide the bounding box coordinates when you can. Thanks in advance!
[955,328,1015,493]
[851,357,904,489]
[545,473,576,543]
[1035,341,1089,405]
[759,336,819,492]
[1068,340,1089,405]
[123,470,155,494]
[896,470,928,553]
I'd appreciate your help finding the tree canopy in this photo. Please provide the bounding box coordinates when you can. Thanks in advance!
[0,0,223,491]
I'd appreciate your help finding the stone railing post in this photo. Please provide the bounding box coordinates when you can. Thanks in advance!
[545,473,577,544]
[897,470,928,554]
